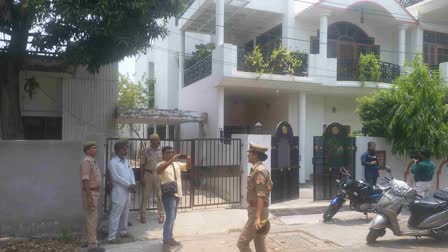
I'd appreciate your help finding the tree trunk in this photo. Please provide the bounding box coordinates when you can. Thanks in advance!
[0,58,24,139]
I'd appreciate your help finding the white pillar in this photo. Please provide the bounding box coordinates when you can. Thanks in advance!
[217,86,224,138]
[179,30,185,89]
[282,0,295,49]
[319,11,330,59]
[153,124,157,134]
[288,94,299,136]
[298,93,306,184]
[165,124,170,139]
[416,25,424,56]
[398,25,407,67]
[216,0,224,46]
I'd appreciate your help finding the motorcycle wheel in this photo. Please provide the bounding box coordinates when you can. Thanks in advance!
[366,228,386,244]
[323,203,342,222]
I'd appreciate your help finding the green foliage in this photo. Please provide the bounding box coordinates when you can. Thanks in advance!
[118,74,154,109]
[244,45,268,78]
[269,45,301,75]
[2,0,180,73]
[58,229,74,242]
[184,43,215,69]
[244,44,302,78]
[359,52,381,82]
[356,56,448,158]
[356,90,395,137]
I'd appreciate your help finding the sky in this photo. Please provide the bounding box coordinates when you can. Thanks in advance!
[119,56,136,79]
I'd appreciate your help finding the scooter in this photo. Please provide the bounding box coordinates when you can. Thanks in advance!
[323,167,383,222]
[367,167,448,243]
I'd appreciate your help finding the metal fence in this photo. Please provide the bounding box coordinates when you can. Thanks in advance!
[104,138,241,213]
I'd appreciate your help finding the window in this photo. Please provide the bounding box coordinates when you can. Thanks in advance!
[310,22,379,59]
[23,117,62,140]
[148,125,175,140]
[423,30,448,66]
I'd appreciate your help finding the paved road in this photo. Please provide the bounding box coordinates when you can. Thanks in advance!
[103,210,448,251]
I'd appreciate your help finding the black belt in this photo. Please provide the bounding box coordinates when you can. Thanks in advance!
[145,169,155,174]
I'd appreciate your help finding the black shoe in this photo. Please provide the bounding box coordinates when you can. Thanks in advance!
[128,221,133,226]
[164,239,181,246]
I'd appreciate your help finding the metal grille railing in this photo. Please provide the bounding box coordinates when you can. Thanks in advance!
[184,54,212,86]
[104,138,242,214]
[237,47,309,77]
[337,59,400,83]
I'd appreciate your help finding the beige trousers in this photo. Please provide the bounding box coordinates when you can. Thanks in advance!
[140,172,164,217]
[237,207,269,252]
[81,190,99,248]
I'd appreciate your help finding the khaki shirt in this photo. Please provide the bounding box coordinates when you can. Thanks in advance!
[80,155,102,190]
[246,162,272,204]
[141,146,162,172]
[157,161,187,197]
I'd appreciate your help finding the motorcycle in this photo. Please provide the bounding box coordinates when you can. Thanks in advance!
[367,167,448,243]
[323,167,384,222]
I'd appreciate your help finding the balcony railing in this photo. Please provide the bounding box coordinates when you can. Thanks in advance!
[184,54,212,86]
[337,59,400,83]
[237,47,308,77]
[400,0,424,7]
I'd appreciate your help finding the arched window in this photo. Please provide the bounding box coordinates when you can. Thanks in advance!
[328,22,374,45]
[310,22,379,59]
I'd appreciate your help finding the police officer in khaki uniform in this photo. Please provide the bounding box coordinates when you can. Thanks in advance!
[80,141,105,252]
[237,143,273,252]
[140,134,165,224]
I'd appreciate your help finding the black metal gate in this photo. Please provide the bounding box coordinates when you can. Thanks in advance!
[271,121,300,203]
[104,138,241,213]
[313,123,356,201]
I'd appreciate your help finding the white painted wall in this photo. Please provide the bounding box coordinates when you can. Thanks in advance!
[323,96,362,132]
[62,63,118,141]
[134,18,212,110]
[19,71,63,117]
[244,0,284,14]
[179,75,222,139]
[233,134,272,207]
[304,95,325,182]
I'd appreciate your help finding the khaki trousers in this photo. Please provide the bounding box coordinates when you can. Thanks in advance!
[237,207,269,252]
[81,190,99,248]
[140,172,164,217]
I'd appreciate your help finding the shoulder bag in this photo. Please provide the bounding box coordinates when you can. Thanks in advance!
[161,163,178,197]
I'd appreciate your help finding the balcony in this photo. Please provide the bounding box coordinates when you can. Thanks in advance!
[237,47,309,77]
[184,54,212,86]
[400,0,424,7]
[337,59,400,83]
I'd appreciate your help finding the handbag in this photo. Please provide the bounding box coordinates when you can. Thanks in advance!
[161,163,178,197]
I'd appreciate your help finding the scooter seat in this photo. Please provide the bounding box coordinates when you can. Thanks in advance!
[408,198,448,227]
[413,198,446,207]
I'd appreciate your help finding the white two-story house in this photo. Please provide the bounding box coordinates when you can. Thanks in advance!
[135,0,448,183]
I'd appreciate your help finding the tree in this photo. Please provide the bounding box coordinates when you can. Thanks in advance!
[118,74,154,109]
[356,57,448,158]
[0,0,179,139]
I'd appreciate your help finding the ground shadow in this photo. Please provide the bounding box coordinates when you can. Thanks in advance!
[368,237,448,249]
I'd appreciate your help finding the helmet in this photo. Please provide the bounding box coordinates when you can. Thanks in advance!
[256,219,270,235]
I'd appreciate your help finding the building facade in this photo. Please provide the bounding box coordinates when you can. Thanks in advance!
[135,0,448,183]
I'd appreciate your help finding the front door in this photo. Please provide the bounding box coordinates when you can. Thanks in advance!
[271,121,300,203]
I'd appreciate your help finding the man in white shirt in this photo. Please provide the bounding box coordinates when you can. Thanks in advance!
[107,140,136,242]
[157,146,192,250]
